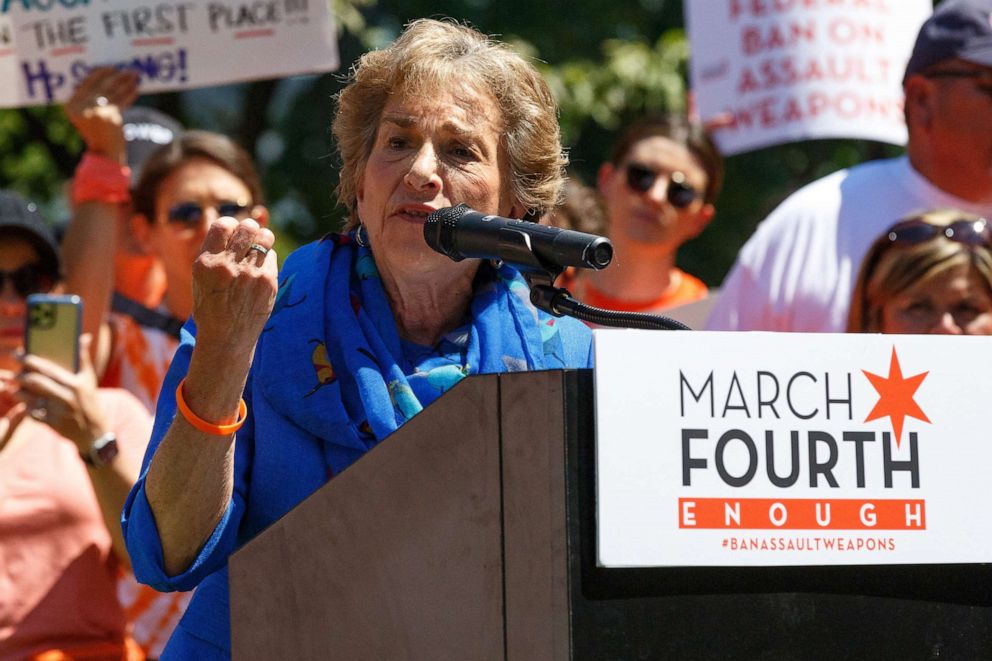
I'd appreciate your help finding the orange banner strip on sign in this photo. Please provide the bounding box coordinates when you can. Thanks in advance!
[678,497,926,531]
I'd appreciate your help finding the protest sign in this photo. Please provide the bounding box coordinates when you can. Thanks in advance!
[0,0,338,108]
[594,330,992,567]
[686,0,931,155]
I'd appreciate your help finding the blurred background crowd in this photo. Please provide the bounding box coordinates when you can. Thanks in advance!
[4,0,992,658]
[0,0,906,286]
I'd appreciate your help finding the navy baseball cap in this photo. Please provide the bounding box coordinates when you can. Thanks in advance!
[0,190,60,277]
[122,106,183,185]
[904,0,992,82]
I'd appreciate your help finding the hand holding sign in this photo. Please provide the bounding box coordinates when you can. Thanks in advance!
[64,67,138,164]
[0,0,338,108]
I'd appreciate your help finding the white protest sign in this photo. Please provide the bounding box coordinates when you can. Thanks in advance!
[685,0,931,155]
[0,0,338,108]
[594,330,992,567]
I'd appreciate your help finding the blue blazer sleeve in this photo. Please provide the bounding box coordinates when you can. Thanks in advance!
[121,320,255,593]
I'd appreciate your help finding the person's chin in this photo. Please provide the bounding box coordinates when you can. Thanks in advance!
[624,225,674,248]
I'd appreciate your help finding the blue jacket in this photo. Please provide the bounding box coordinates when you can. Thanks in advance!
[122,238,593,659]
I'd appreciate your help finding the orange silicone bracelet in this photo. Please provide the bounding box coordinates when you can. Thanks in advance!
[175,378,247,436]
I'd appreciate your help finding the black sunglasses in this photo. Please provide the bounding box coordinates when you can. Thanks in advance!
[0,263,54,298]
[884,218,991,248]
[624,164,700,208]
[167,201,251,226]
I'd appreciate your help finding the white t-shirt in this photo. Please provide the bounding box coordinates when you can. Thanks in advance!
[706,156,992,333]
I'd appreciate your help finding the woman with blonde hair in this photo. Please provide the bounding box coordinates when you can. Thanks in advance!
[123,18,591,659]
[847,209,992,334]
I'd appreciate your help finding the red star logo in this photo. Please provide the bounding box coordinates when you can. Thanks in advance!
[862,347,931,447]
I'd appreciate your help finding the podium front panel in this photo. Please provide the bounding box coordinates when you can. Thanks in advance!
[229,375,505,660]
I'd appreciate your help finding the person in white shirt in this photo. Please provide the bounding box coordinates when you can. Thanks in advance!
[706,0,992,332]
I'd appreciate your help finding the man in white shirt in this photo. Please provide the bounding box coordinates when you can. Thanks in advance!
[707,0,992,332]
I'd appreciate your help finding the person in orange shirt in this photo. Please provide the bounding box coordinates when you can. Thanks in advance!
[61,69,265,660]
[61,68,268,412]
[0,190,151,661]
[564,114,723,316]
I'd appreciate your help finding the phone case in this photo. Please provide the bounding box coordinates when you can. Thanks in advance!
[25,294,82,373]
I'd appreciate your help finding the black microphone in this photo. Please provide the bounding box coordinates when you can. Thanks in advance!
[423,204,613,272]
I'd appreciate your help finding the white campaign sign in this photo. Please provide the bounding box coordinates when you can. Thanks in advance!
[0,0,338,108]
[594,330,992,567]
[685,0,931,155]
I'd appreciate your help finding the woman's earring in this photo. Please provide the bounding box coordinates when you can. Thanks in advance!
[355,224,369,248]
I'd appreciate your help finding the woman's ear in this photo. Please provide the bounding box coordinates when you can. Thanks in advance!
[596,162,617,197]
[685,203,716,241]
[510,200,528,221]
[128,213,153,252]
[355,171,365,205]
[251,205,270,228]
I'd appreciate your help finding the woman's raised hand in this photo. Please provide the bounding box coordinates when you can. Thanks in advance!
[192,217,278,360]
[64,67,139,165]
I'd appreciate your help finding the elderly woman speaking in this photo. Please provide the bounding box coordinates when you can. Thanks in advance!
[122,18,592,659]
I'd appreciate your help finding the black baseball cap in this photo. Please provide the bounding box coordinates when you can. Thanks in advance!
[904,0,992,82]
[0,190,60,277]
[122,106,183,185]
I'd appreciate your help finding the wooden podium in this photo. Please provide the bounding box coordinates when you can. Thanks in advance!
[229,370,992,660]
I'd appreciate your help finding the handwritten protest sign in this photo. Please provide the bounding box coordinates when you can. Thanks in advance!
[0,0,338,108]
[686,1,931,156]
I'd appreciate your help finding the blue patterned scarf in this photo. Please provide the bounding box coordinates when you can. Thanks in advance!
[251,231,575,475]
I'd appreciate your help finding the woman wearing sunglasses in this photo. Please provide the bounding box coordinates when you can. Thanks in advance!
[564,114,723,318]
[70,128,269,414]
[122,19,594,658]
[61,74,262,660]
[0,190,153,660]
[848,209,992,335]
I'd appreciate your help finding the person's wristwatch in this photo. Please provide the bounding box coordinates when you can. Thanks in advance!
[81,432,118,468]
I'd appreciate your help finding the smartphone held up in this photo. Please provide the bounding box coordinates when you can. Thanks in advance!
[25,294,82,373]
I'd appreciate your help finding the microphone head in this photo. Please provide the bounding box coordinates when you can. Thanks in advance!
[586,237,613,270]
[424,204,469,261]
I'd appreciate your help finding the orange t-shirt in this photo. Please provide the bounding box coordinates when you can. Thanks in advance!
[113,253,167,310]
[99,313,190,658]
[0,390,150,661]
[566,268,708,315]
[102,312,178,414]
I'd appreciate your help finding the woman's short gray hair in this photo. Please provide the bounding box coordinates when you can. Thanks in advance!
[332,18,567,228]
